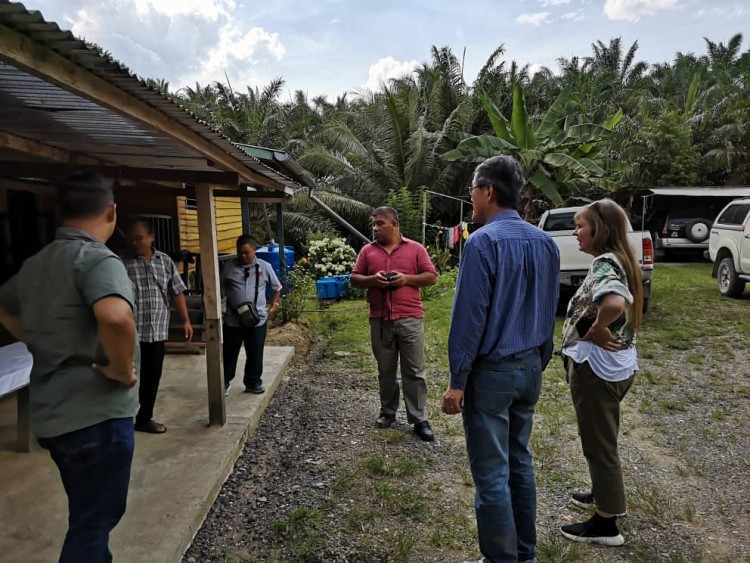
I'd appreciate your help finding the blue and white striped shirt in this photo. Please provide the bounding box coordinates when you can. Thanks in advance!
[448,210,560,390]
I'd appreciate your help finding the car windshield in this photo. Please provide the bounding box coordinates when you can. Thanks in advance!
[542,212,576,232]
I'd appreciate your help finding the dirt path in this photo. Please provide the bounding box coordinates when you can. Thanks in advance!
[184,334,749,562]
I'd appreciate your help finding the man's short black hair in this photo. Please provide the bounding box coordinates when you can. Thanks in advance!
[57,172,115,220]
[126,216,154,235]
[473,155,526,210]
[371,206,399,223]
[236,234,259,249]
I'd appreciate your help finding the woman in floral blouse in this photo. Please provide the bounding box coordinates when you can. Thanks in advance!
[559,199,643,547]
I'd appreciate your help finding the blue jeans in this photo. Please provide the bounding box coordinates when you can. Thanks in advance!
[38,418,135,563]
[463,354,542,563]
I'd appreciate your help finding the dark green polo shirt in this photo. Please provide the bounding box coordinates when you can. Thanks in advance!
[0,227,138,438]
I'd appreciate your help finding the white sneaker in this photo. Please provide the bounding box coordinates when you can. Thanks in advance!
[224,383,231,396]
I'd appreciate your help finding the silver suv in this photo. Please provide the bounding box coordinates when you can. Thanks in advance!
[709,198,750,297]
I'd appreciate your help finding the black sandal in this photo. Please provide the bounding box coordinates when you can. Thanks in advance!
[135,420,167,434]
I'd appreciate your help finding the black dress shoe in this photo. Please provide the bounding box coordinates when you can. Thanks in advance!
[376,414,395,428]
[413,421,434,442]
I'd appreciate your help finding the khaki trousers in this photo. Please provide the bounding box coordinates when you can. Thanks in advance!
[569,359,635,515]
[369,318,427,424]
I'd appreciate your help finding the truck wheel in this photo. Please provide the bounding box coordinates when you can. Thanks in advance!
[685,219,711,243]
[717,257,746,297]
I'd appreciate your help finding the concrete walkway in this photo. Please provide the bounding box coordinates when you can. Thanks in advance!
[0,346,295,563]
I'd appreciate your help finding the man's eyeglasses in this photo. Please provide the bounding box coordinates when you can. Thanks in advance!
[467,184,487,196]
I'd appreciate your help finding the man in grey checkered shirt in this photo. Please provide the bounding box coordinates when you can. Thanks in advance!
[123,218,193,434]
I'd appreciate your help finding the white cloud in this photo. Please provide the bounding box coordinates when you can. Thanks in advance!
[34,0,284,90]
[188,25,285,87]
[516,11,551,25]
[528,63,544,76]
[540,0,570,6]
[604,0,679,22]
[709,5,748,18]
[561,10,586,21]
[365,56,419,90]
[133,0,233,21]
[331,18,340,24]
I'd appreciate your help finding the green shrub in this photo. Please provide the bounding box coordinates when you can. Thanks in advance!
[422,267,457,301]
[279,269,317,323]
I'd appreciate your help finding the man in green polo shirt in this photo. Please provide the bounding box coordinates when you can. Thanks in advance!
[0,172,138,563]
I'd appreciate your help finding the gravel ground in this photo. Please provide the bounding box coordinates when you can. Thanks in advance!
[184,330,749,563]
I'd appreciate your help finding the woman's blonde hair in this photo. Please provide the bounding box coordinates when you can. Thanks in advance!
[575,199,643,331]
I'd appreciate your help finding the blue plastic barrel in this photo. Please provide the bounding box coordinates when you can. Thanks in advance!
[256,244,295,278]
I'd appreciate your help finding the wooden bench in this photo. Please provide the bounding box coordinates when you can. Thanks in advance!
[0,342,32,452]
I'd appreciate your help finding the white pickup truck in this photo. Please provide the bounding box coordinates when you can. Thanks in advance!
[708,197,750,297]
[538,206,655,312]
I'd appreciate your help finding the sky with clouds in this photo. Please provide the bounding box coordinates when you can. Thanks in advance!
[21,0,750,100]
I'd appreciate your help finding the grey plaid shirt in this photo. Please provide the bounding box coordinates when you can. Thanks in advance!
[123,250,187,343]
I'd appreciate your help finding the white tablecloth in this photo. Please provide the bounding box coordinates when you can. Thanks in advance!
[0,342,32,396]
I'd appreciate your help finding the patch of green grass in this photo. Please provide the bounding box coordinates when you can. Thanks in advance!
[324,300,373,356]
[711,407,728,421]
[344,502,377,532]
[536,532,586,562]
[456,459,474,487]
[364,453,421,477]
[628,477,686,525]
[380,429,407,444]
[685,352,704,365]
[426,511,476,550]
[374,483,429,520]
[659,398,687,412]
[272,507,324,560]
[386,530,417,562]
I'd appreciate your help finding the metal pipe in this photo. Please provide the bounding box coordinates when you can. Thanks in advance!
[272,152,370,245]
[422,189,427,245]
[308,191,370,245]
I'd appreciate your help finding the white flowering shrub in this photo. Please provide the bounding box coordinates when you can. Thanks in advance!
[308,236,357,279]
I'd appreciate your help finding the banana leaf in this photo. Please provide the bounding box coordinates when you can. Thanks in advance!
[535,88,572,139]
[511,84,537,150]
[549,124,612,148]
[543,153,593,177]
[478,89,513,142]
[441,135,517,161]
[529,170,564,205]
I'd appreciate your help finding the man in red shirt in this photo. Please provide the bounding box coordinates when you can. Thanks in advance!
[351,207,438,441]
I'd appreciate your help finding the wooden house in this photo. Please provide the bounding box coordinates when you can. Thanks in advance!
[0,3,304,426]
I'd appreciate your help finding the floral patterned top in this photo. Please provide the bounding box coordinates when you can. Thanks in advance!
[561,252,636,350]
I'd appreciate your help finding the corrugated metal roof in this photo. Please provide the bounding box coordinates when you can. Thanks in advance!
[236,143,315,189]
[0,0,299,191]
[649,187,750,197]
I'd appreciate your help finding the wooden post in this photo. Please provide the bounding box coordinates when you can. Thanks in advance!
[241,199,251,236]
[275,203,286,279]
[196,183,226,426]
[458,200,464,262]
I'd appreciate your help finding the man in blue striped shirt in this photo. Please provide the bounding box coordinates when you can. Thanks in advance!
[444,155,560,563]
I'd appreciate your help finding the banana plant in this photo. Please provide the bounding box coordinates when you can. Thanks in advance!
[442,83,627,205]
